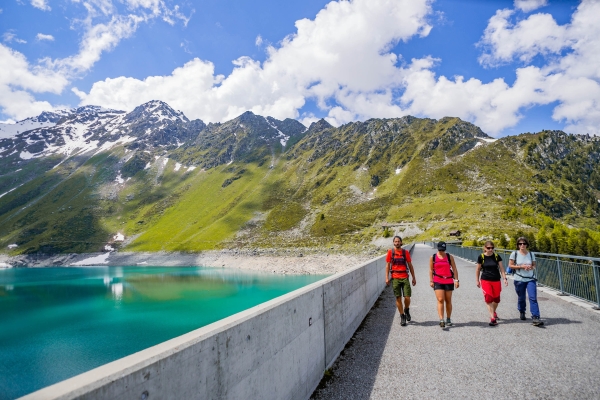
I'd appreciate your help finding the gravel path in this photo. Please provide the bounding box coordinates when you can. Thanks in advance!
[312,244,600,400]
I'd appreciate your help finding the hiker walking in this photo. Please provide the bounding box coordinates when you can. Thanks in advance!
[475,241,508,326]
[430,241,459,328]
[509,237,543,326]
[385,236,416,326]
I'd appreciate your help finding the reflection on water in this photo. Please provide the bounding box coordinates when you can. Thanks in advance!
[0,266,328,400]
[111,282,123,300]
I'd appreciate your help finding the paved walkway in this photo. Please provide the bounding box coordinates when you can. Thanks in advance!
[312,244,600,399]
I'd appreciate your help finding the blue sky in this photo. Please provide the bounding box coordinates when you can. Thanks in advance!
[1,0,596,137]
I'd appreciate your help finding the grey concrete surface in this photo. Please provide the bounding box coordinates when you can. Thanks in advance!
[21,256,386,400]
[312,244,600,400]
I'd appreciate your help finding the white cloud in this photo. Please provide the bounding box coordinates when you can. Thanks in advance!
[3,32,27,44]
[478,9,571,66]
[36,33,55,41]
[6,0,600,137]
[399,61,552,134]
[0,44,68,120]
[299,113,319,127]
[77,0,434,125]
[471,0,600,135]
[255,35,263,46]
[180,40,191,54]
[124,0,192,26]
[31,0,51,12]
[50,14,144,74]
[0,0,192,121]
[514,0,548,13]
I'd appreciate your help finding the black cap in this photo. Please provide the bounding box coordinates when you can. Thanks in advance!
[437,241,447,251]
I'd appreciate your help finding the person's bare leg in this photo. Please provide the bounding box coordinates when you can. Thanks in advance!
[395,297,404,314]
[445,291,453,318]
[435,290,445,320]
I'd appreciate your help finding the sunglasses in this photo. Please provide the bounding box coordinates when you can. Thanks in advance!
[518,242,528,246]
[485,246,494,250]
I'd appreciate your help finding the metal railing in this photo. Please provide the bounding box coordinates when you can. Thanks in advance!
[423,242,600,310]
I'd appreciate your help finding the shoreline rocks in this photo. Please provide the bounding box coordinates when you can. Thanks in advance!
[0,249,382,275]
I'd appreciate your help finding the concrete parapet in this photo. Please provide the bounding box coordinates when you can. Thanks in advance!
[21,256,387,400]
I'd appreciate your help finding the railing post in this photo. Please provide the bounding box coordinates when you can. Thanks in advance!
[556,256,568,296]
[592,260,600,310]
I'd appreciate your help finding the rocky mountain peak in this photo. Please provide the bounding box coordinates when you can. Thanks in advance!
[307,118,333,134]
[124,100,189,125]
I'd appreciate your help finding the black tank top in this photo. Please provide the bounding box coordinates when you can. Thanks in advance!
[478,254,502,281]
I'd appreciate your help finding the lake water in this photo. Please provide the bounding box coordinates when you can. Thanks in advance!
[0,266,328,399]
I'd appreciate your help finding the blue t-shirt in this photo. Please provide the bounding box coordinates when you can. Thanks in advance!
[509,251,536,282]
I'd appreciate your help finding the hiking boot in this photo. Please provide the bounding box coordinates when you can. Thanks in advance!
[446,318,452,326]
[532,317,544,326]
[439,320,445,328]
[494,312,499,320]
[405,308,411,322]
[401,313,407,326]
[489,318,498,326]
[520,312,526,320]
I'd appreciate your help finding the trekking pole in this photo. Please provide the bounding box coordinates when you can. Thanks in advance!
[592,260,600,310]
[556,256,568,296]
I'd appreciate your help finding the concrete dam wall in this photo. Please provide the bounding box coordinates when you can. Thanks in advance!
[23,255,388,400]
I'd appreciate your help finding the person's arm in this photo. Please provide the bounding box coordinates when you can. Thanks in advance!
[509,254,519,269]
[385,261,391,286]
[408,261,416,286]
[450,255,460,288]
[429,256,434,288]
[475,260,482,288]
[499,261,508,286]
[531,253,536,269]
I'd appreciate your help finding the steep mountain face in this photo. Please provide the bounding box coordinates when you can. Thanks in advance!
[173,111,307,169]
[0,101,599,256]
[500,130,600,220]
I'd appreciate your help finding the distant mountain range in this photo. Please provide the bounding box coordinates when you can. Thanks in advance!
[1,101,599,256]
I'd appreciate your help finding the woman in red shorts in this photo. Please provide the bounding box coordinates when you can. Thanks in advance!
[475,241,508,326]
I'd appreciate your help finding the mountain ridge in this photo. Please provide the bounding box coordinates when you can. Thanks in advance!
[1,101,599,257]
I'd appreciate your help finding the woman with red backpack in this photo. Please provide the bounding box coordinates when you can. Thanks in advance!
[429,241,460,328]
[475,241,508,326]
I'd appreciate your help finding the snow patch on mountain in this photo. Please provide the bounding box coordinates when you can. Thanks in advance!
[0,185,22,198]
[264,116,290,147]
[19,151,35,160]
[0,110,70,139]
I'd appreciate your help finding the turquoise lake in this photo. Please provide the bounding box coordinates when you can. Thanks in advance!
[0,266,328,399]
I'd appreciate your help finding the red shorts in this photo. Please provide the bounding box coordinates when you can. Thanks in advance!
[480,280,502,303]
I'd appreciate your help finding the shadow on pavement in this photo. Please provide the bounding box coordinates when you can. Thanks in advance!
[445,317,581,329]
[311,285,397,400]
